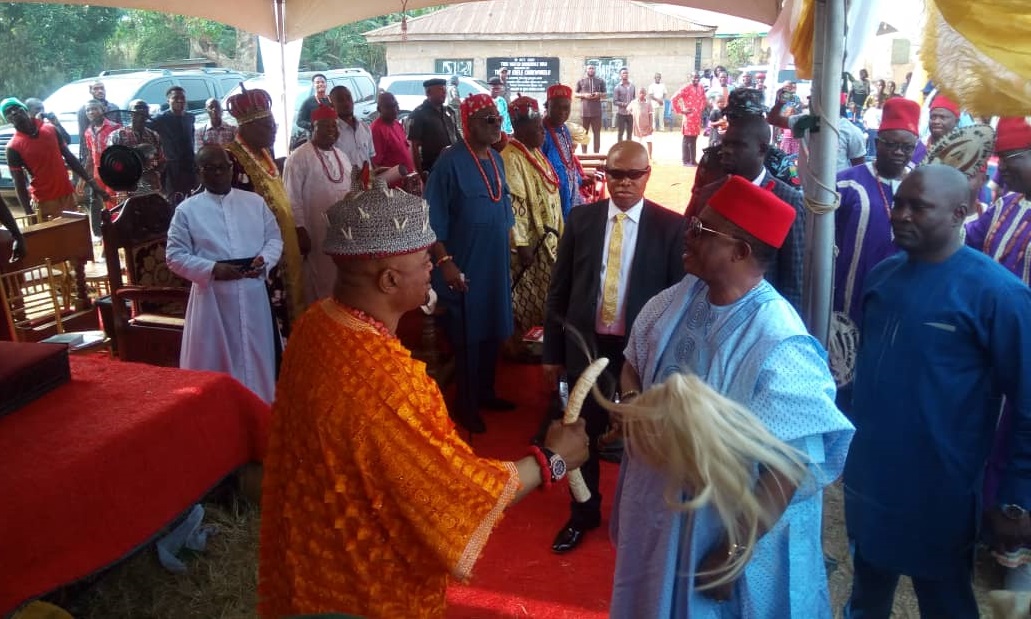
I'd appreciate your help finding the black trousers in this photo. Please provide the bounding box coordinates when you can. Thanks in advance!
[567,333,626,527]
[682,134,699,165]
[615,114,633,143]
[581,116,602,154]
[845,548,978,619]
[453,338,501,424]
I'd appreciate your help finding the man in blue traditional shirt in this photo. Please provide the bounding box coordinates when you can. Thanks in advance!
[426,94,515,434]
[844,164,1031,618]
[613,175,854,616]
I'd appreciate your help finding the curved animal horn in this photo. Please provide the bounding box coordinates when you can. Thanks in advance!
[562,357,610,503]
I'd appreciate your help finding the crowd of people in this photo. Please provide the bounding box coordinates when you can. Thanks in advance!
[3,60,1031,619]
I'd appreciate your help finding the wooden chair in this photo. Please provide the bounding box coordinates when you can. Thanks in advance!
[100,193,190,367]
[0,258,109,352]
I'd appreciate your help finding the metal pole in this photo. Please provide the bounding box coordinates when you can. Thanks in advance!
[802,0,846,346]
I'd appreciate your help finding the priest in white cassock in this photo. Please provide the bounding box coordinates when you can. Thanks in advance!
[284,103,353,305]
[166,144,284,403]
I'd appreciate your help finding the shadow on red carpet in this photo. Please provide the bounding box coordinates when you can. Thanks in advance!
[445,361,616,618]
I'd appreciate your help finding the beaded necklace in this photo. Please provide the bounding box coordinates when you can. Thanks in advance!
[329,299,393,338]
[237,139,278,177]
[545,122,574,168]
[313,144,347,184]
[464,139,503,203]
[509,138,559,188]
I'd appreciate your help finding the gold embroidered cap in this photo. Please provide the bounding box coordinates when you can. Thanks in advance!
[324,166,436,258]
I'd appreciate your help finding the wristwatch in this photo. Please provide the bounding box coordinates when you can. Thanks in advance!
[1002,504,1029,520]
[540,447,567,483]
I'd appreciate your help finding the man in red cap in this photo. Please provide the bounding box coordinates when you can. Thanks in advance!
[541,83,586,218]
[283,104,352,306]
[965,117,1031,591]
[910,92,960,167]
[425,93,514,434]
[611,174,854,616]
[830,96,920,399]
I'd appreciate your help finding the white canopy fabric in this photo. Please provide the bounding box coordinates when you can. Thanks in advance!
[34,0,782,42]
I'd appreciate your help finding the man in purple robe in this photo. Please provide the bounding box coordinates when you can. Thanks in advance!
[830,97,920,398]
[967,117,1031,282]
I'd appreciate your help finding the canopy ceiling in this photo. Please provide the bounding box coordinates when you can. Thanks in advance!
[33,0,781,42]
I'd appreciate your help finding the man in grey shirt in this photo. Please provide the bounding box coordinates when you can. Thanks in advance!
[575,65,606,154]
[613,68,635,143]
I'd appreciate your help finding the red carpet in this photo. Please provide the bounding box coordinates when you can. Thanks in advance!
[0,356,270,615]
[445,361,617,618]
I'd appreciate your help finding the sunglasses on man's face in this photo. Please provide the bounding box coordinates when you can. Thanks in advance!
[604,167,651,180]
[473,114,501,125]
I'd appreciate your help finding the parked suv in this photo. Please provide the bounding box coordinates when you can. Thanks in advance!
[0,67,248,196]
[379,74,491,116]
[222,68,378,149]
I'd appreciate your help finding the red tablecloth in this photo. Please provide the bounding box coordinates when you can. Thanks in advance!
[0,356,270,614]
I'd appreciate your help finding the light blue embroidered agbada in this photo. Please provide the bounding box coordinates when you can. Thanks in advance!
[611,277,854,618]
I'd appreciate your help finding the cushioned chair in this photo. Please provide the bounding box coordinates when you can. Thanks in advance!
[100,193,190,366]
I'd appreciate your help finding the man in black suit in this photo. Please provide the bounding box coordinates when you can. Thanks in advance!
[543,140,686,553]
[719,114,806,312]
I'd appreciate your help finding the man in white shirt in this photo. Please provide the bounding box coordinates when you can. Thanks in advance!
[647,73,668,132]
[283,104,353,305]
[166,145,284,403]
[543,140,685,553]
[330,85,375,169]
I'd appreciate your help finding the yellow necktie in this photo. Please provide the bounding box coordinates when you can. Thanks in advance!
[601,213,626,325]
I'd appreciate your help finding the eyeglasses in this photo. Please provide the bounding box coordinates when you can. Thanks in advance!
[1002,149,1031,161]
[876,138,916,155]
[473,115,500,125]
[200,163,232,173]
[604,167,651,180]
[686,216,742,243]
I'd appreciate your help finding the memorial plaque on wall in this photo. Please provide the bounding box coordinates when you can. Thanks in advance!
[584,57,628,96]
[487,57,560,93]
[435,59,474,76]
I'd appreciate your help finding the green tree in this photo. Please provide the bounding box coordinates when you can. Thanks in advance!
[299,8,441,77]
[109,11,251,70]
[725,37,761,71]
[0,3,122,98]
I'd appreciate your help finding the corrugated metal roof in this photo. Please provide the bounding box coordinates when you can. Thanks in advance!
[364,0,716,40]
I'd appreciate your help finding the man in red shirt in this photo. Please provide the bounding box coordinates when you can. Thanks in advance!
[370,92,417,188]
[1,97,104,224]
[83,99,121,214]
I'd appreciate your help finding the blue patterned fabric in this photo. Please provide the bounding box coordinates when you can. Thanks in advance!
[611,277,854,617]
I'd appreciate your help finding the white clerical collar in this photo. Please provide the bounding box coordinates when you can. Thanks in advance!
[607,198,644,223]
[750,169,767,186]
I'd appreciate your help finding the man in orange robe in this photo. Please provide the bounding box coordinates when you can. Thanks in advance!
[257,173,588,618]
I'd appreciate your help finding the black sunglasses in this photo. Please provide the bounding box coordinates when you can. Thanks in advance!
[605,167,651,180]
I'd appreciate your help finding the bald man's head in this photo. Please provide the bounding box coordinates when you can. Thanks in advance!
[606,141,652,210]
[891,164,969,259]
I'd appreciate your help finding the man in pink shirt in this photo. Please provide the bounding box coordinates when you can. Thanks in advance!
[370,92,417,188]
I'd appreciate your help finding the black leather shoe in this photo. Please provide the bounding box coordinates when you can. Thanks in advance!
[551,520,599,553]
[481,397,517,411]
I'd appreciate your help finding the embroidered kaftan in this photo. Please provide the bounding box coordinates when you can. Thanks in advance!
[283,141,352,305]
[612,277,854,618]
[541,122,584,218]
[500,141,563,346]
[258,300,520,618]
